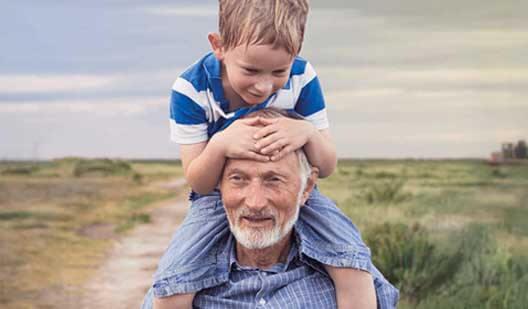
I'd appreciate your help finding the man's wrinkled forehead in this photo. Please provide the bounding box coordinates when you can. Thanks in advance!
[223,153,299,178]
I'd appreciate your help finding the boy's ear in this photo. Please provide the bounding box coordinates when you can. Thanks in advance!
[208,32,224,60]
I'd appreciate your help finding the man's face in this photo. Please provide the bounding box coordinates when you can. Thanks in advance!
[220,152,306,249]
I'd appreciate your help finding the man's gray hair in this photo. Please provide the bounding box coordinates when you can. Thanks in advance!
[295,148,311,192]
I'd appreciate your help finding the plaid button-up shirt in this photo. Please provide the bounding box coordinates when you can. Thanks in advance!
[142,232,398,308]
[191,235,398,309]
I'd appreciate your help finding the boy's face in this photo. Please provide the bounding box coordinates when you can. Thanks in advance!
[214,39,294,105]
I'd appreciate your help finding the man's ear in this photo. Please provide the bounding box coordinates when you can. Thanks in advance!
[300,166,319,206]
[207,32,224,60]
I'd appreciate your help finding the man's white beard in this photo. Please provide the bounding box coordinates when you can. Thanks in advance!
[228,191,303,250]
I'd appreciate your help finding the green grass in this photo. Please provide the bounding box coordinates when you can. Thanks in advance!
[319,159,528,308]
[2,158,527,308]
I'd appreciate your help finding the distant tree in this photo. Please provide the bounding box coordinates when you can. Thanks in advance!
[514,140,527,159]
[502,143,514,159]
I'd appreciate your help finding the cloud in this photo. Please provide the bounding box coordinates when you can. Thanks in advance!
[310,1,528,30]
[0,68,185,100]
[143,5,217,17]
[0,74,119,94]
[317,66,528,95]
[0,96,166,116]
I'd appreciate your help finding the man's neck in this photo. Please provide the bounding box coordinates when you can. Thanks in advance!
[235,232,293,270]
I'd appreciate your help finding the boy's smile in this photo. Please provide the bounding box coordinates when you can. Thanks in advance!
[209,34,294,109]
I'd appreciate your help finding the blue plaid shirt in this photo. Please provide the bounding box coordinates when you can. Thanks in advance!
[142,233,398,308]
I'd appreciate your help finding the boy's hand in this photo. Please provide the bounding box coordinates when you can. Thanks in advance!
[253,117,317,161]
[216,117,270,162]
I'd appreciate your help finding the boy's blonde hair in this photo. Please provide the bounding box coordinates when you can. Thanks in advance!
[218,0,309,55]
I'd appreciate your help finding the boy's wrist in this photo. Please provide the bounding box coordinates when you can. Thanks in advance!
[208,132,227,158]
[303,120,318,144]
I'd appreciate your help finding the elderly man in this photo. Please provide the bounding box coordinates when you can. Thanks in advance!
[143,111,398,308]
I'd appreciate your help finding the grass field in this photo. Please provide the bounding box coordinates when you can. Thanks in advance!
[0,158,184,308]
[319,159,528,308]
[1,158,527,308]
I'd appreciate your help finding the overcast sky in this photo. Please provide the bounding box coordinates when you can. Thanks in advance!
[1,0,526,159]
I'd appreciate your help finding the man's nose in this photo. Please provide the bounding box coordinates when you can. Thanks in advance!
[254,78,273,94]
[245,181,267,210]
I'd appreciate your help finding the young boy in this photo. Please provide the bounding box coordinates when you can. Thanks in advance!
[151,0,378,307]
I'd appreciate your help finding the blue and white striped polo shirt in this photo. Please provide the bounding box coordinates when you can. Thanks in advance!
[169,52,329,144]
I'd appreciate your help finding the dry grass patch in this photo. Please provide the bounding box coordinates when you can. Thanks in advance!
[0,159,183,308]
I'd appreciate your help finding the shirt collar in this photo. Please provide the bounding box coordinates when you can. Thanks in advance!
[228,232,300,274]
[203,52,222,79]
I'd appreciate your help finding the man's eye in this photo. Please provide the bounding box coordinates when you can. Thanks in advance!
[229,175,244,183]
[267,177,282,183]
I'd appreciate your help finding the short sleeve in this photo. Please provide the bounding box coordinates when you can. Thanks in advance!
[294,62,329,130]
[169,77,209,144]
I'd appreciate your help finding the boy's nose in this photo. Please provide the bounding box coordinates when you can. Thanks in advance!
[254,79,273,94]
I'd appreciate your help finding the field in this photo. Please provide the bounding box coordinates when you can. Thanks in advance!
[1,158,527,308]
[0,158,184,308]
[319,159,528,308]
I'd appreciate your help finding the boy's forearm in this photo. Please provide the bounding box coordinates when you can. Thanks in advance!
[303,129,337,178]
[185,135,226,194]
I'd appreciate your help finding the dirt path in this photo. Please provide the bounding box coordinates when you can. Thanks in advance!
[79,178,188,309]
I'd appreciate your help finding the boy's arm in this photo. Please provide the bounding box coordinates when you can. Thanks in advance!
[254,117,337,178]
[303,128,337,178]
[181,118,270,194]
[180,138,226,195]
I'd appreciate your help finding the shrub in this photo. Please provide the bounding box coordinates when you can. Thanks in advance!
[115,213,151,233]
[1,166,38,176]
[364,223,463,303]
[72,159,133,177]
[413,225,528,308]
[358,179,411,204]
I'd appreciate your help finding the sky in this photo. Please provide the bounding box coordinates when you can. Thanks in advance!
[1,0,526,159]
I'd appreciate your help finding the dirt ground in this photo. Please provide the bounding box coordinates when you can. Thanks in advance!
[78,179,188,309]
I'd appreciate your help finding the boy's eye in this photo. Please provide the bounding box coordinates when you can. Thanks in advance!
[243,67,259,73]
[272,70,288,76]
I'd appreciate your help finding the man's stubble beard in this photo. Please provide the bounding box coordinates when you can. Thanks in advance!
[228,189,304,250]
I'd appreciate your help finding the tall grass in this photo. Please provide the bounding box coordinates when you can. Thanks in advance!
[319,159,528,308]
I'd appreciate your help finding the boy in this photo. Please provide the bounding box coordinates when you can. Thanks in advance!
[151,0,378,307]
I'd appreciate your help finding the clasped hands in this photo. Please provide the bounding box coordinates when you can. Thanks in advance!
[217,116,317,162]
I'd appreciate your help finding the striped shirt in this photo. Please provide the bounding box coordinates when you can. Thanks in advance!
[191,234,399,309]
[141,232,398,308]
[193,234,336,308]
[169,52,329,144]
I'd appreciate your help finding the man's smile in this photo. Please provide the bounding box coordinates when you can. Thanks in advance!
[240,215,274,227]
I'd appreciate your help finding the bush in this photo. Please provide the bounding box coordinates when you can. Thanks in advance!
[72,159,133,177]
[1,165,38,176]
[413,225,528,309]
[443,225,528,308]
[358,179,411,204]
[364,223,463,303]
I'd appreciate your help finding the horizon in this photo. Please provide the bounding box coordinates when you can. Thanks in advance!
[2,0,526,159]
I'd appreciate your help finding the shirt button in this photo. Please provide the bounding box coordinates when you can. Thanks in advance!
[259,298,266,305]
